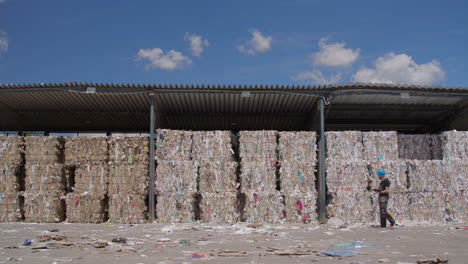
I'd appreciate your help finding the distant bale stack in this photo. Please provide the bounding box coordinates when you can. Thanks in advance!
[108,136,150,224]
[199,161,238,223]
[64,136,109,223]
[239,131,284,223]
[0,136,24,222]
[398,134,442,160]
[23,136,66,223]
[278,131,317,223]
[441,130,468,161]
[155,160,198,223]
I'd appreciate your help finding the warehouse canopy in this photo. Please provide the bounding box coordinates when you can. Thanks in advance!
[1,82,467,132]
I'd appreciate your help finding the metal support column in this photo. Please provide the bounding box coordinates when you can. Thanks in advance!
[318,96,327,222]
[149,93,156,222]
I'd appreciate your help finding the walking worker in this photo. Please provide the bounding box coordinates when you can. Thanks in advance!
[373,169,396,228]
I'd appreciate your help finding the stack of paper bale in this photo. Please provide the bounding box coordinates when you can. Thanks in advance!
[64,137,109,223]
[0,136,24,222]
[239,131,284,223]
[444,160,467,222]
[398,134,443,160]
[155,129,198,223]
[325,131,374,224]
[193,130,239,223]
[406,160,448,223]
[108,136,149,224]
[23,136,66,222]
[156,160,198,223]
[441,130,468,161]
[278,131,317,223]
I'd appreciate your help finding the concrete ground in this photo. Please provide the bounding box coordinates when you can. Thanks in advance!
[0,222,466,264]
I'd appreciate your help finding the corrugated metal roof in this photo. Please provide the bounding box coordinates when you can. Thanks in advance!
[1,82,467,132]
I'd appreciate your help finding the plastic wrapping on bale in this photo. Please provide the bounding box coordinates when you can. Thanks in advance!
[65,193,106,223]
[442,130,468,161]
[108,164,148,195]
[239,130,277,161]
[199,161,238,193]
[280,161,316,193]
[200,192,238,223]
[0,192,23,222]
[24,164,66,194]
[398,134,443,160]
[242,191,285,223]
[108,194,147,224]
[72,164,109,195]
[240,160,276,193]
[155,161,198,194]
[192,131,234,162]
[284,192,317,223]
[0,163,22,193]
[23,192,65,222]
[362,131,398,161]
[278,131,317,162]
[156,192,196,223]
[65,137,109,165]
[109,136,150,165]
[0,136,24,164]
[24,136,64,164]
[156,130,192,161]
[325,131,363,161]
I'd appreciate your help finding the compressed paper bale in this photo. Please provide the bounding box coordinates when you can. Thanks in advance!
[242,191,285,223]
[444,191,466,223]
[442,130,468,161]
[200,192,238,224]
[0,163,22,193]
[280,161,316,194]
[23,192,66,222]
[24,164,66,194]
[108,164,149,195]
[24,136,64,164]
[156,129,192,161]
[108,194,147,224]
[278,131,317,162]
[156,192,196,223]
[155,161,198,194]
[199,161,238,193]
[407,191,446,223]
[407,160,447,192]
[240,160,277,193]
[0,136,24,164]
[362,131,398,161]
[65,193,106,223]
[239,130,277,161]
[109,136,150,165]
[326,187,375,224]
[398,134,443,160]
[443,161,468,223]
[325,131,363,161]
[0,192,23,222]
[192,131,234,162]
[284,192,317,223]
[326,160,369,189]
[387,191,411,222]
[65,137,108,165]
[72,164,109,195]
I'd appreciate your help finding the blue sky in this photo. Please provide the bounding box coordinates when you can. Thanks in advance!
[0,0,467,86]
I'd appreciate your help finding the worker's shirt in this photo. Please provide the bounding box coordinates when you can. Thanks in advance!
[379,178,390,198]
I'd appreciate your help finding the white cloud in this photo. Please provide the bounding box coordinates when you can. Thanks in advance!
[352,53,445,85]
[0,31,8,53]
[312,37,360,67]
[136,48,192,70]
[237,29,272,55]
[292,69,341,85]
[184,32,209,57]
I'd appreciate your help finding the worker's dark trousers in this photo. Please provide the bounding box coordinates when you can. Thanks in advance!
[379,196,395,227]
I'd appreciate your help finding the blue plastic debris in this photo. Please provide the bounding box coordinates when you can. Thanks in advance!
[321,246,361,257]
[22,240,32,246]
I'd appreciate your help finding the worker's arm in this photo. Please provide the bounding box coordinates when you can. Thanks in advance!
[379,186,390,194]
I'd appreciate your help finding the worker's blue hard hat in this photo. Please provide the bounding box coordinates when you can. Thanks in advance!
[377,169,386,175]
